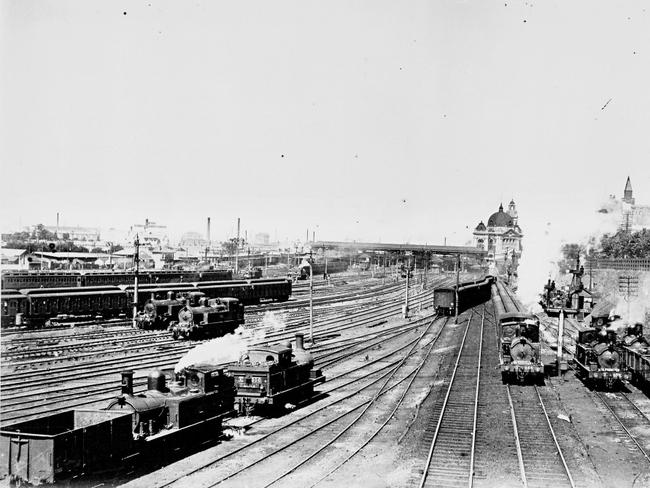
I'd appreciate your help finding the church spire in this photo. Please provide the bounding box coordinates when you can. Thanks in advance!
[623,176,635,204]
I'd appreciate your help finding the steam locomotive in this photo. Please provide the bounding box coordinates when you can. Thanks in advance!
[0,333,323,485]
[135,291,204,330]
[574,325,630,388]
[168,297,244,340]
[229,333,325,414]
[498,312,544,383]
[0,366,235,485]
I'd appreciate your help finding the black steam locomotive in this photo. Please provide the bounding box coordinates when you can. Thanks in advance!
[574,325,630,389]
[229,333,325,414]
[0,334,323,485]
[168,297,244,340]
[498,312,544,383]
[0,366,235,485]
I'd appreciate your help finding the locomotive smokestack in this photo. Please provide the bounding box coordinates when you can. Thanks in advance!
[147,370,167,392]
[121,370,134,395]
[295,333,304,350]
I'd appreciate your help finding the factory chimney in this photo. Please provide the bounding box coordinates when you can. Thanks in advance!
[56,212,60,238]
[206,217,211,246]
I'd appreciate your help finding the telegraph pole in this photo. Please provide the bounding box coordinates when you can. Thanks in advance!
[403,256,410,318]
[557,308,566,379]
[619,275,639,321]
[235,217,240,274]
[132,235,140,328]
[454,254,460,323]
[309,249,314,344]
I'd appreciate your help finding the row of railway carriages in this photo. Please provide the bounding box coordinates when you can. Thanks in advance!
[1,278,292,327]
[0,333,324,485]
[1,269,233,290]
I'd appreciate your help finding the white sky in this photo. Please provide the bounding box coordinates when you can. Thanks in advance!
[1,0,649,245]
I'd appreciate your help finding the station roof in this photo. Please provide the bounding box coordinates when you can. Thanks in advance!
[310,241,486,256]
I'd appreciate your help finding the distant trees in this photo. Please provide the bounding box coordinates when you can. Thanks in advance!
[599,229,650,259]
[221,237,246,255]
[558,243,586,273]
[2,224,88,253]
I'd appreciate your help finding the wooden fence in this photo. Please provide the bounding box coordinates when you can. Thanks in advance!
[587,258,650,271]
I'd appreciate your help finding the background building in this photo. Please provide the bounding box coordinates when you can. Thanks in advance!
[473,200,523,264]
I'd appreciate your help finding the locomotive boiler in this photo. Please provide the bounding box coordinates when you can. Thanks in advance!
[574,326,630,388]
[167,297,244,340]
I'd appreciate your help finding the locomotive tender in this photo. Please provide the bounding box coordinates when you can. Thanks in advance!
[433,275,496,316]
[620,323,650,391]
[0,333,323,485]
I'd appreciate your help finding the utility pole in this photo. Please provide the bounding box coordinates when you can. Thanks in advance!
[619,275,639,321]
[309,249,314,344]
[132,235,140,328]
[557,309,566,379]
[235,218,240,274]
[454,254,460,323]
[403,255,410,318]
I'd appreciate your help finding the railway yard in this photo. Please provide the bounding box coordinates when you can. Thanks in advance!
[2,271,650,487]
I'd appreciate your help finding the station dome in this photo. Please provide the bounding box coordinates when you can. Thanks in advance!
[487,204,514,228]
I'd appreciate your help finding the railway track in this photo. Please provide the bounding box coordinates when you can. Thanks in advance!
[418,310,482,488]
[0,282,444,426]
[592,390,650,463]
[150,316,452,488]
[506,386,576,488]
[117,314,450,488]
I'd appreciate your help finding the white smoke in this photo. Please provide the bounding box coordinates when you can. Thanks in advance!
[516,197,620,313]
[174,310,288,373]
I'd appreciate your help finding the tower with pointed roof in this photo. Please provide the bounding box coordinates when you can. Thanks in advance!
[623,177,635,205]
[507,199,518,225]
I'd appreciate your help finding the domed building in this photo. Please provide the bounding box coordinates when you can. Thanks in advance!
[473,201,523,264]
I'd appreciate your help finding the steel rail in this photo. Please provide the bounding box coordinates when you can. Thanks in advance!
[417,311,475,488]
[155,316,445,488]
[259,316,449,488]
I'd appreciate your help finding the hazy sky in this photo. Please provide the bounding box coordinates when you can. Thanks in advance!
[1,0,648,245]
